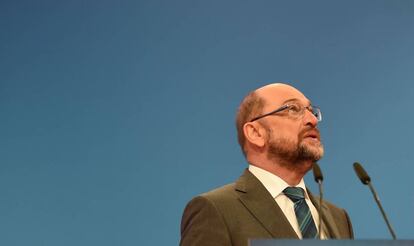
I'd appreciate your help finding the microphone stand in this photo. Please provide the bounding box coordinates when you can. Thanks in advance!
[316,178,323,240]
[367,182,397,239]
[312,163,324,240]
[353,162,397,240]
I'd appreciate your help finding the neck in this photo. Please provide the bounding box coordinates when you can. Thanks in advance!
[248,156,313,186]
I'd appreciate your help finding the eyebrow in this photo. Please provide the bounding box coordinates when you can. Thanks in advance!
[280,98,312,106]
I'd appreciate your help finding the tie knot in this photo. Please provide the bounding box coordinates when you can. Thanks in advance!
[283,187,305,202]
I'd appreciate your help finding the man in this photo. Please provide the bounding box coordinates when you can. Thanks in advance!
[180,83,353,246]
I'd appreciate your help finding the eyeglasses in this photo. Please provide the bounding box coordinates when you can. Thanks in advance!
[250,103,322,122]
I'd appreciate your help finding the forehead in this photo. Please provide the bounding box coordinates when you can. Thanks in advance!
[256,84,311,109]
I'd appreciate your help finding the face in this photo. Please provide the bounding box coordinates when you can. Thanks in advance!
[257,85,324,169]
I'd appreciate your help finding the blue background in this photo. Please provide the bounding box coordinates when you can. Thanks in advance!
[1,0,413,245]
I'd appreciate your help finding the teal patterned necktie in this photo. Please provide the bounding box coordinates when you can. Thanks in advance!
[283,187,317,239]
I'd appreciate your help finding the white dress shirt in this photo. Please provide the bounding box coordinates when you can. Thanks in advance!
[248,165,326,239]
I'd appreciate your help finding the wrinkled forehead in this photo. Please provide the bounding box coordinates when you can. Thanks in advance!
[256,84,311,110]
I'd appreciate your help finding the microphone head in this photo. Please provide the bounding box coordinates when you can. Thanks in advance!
[312,162,324,183]
[353,162,371,185]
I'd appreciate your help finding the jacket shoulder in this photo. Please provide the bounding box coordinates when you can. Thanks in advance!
[199,183,238,201]
[180,183,237,246]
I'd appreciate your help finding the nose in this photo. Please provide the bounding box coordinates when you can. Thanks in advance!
[303,108,318,127]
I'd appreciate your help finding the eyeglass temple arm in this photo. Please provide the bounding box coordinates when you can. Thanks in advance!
[250,105,290,122]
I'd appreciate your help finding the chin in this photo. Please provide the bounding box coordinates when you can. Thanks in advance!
[300,144,324,161]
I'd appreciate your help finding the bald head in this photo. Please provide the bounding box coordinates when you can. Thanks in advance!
[255,83,309,109]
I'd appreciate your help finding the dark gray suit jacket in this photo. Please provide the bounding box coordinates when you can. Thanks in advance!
[180,169,353,246]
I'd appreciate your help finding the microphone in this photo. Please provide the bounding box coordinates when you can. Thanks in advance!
[353,162,397,239]
[312,162,324,239]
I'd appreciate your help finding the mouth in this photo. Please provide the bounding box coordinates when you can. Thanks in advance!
[303,130,320,141]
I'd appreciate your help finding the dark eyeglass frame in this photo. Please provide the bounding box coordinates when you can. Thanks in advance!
[249,104,322,122]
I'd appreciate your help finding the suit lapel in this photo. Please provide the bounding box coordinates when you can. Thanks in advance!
[235,169,298,239]
[308,190,340,239]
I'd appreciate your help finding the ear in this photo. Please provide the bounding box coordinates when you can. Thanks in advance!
[243,122,266,148]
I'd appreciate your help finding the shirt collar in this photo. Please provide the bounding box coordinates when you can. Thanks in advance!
[248,164,309,199]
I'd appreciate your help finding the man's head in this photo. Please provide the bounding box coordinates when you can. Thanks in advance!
[236,83,324,172]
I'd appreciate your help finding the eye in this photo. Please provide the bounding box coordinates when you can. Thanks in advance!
[288,104,301,113]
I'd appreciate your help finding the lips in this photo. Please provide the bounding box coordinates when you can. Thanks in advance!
[303,129,320,141]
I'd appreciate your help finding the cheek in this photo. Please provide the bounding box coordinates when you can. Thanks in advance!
[284,125,302,140]
[268,121,301,141]
[277,129,299,143]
